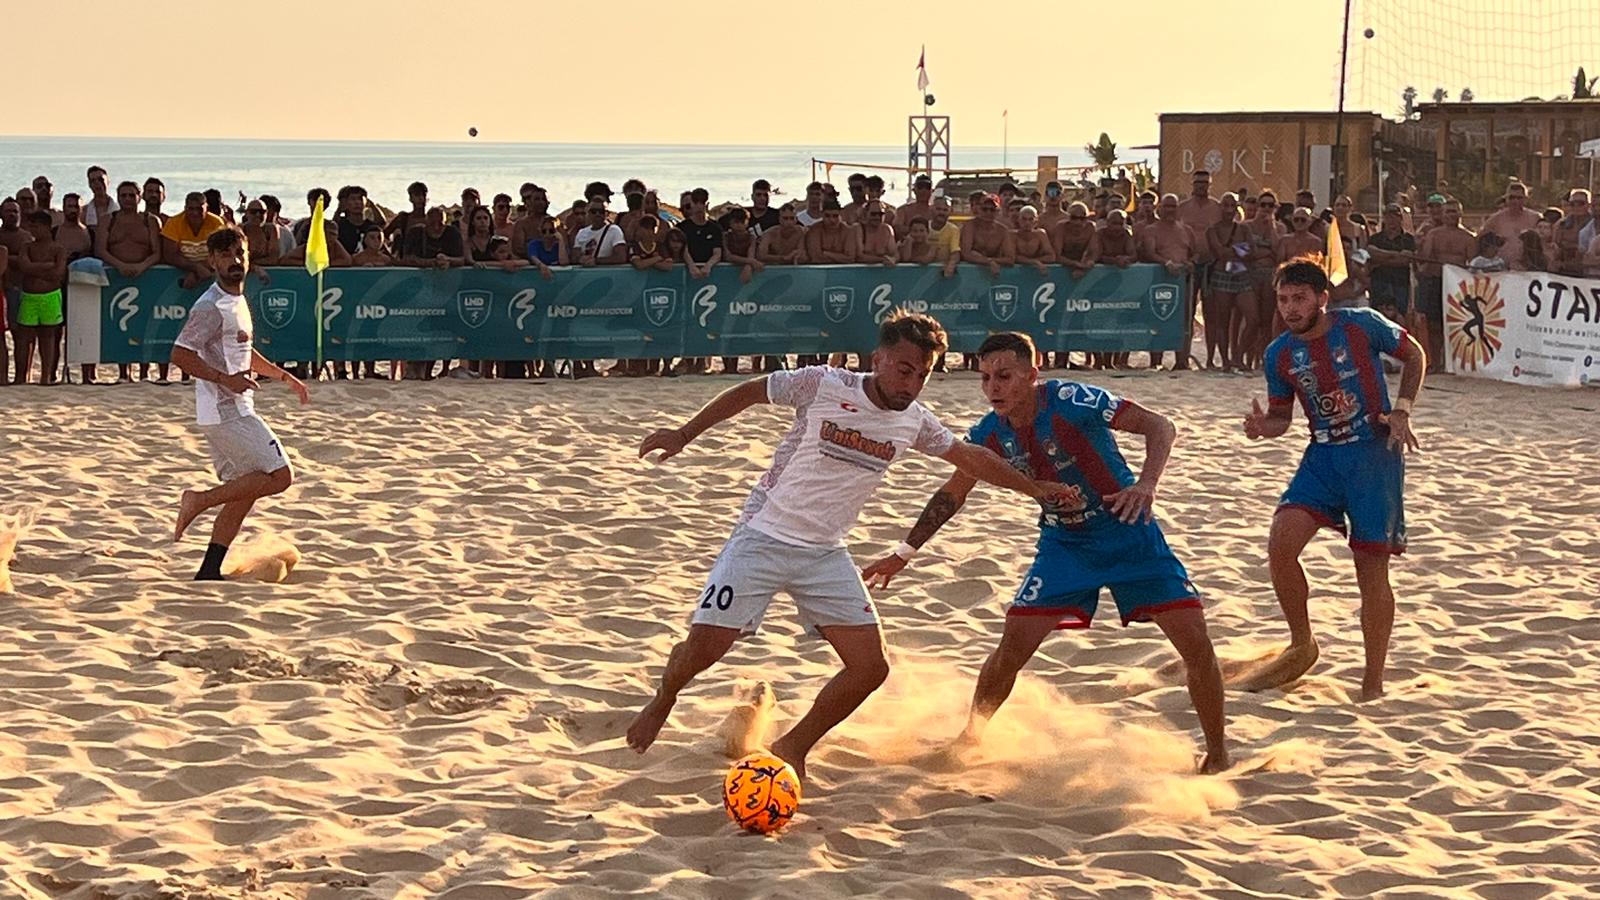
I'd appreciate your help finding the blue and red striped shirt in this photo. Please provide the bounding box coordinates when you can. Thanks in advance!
[1264,308,1405,445]
[966,380,1137,535]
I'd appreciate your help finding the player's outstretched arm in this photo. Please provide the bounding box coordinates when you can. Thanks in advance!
[170,346,256,395]
[941,440,1070,503]
[1105,403,1175,524]
[1383,333,1426,453]
[639,376,770,460]
[862,471,977,589]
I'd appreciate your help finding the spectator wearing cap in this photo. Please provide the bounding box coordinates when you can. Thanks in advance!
[1556,188,1595,277]
[951,192,1014,279]
[1366,203,1417,324]
[897,174,935,237]
[1417,193,1446,237]
[585,181,614,205]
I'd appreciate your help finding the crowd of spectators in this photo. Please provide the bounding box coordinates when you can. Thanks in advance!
[3,164,1597,385]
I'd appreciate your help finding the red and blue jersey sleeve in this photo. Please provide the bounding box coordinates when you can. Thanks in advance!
[1348,307,1405,355]
[1263,339,1296,409]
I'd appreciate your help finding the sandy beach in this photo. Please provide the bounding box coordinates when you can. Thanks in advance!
[1,370,1598,899]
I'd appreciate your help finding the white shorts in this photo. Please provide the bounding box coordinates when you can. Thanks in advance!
[199,416,290,482]
[690,525,878,636]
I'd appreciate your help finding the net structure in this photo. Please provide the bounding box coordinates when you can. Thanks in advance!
[1349,0,1600,117]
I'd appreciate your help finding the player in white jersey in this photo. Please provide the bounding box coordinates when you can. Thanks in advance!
[625,311,1077,782]
[170,227,309,580]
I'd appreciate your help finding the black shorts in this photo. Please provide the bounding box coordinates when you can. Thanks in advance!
[1417,276,1444,333]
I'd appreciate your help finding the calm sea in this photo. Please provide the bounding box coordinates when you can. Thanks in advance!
[0,136,1110,212]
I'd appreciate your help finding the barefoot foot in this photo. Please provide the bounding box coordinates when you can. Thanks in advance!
[769,735,806,784]
[174,490,205,542]
[626,695,673,753]
[1231,640,1320,692]
[1359,683,1385,703]
[1199,747,1232,774]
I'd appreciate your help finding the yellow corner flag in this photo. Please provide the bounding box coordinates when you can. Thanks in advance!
[304,195,329,276]
[1325,215,1348,286]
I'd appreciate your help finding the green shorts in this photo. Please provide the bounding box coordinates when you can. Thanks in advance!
[18,289,64,327]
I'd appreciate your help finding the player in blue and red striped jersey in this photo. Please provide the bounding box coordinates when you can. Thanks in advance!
[1241,257,1425,701]
[863,331,1229,774]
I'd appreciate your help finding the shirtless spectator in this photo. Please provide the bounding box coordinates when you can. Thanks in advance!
[54,195,93,262]
[1097,208,1137,267]
[142,178,168,224]
[261,195,294,257]
[1481,181,1540,270]
[1294,189,1327,238]
[929,196,961,264]
[863,175,896,232]
[1416,193,1445,238]
[951,193,1013,278]
[1276,207,1324,262]
[897,217,937,264]
[82,166,116,232]
[572,202,627,267]
[841,173,869,224]
[1037,181,1068,234]
[721,207,763,282]
[616,191,647,243]
[1130,190,1158,237]
[162,192,227,289]
[1416,199,1475,372]
[857,201,898,266]
[1138,193,1199,369]
[757,203,807,264]
[16,188,37,219]
[1012,205,1055,275]
[398,207,464,268]
[805,200,860,263]
[351,224,394,266]
[14,212,66,385]
[796,182,826,227]
[1053,201,1100,277]
[98,181,162,279]
[32,177,62,227]
[279,219,352,268]
[898,174,936,236]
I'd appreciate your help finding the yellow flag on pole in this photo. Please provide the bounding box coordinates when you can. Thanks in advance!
[1325,216,1348,286]
[304,195,329,276]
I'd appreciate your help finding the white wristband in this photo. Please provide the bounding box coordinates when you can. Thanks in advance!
[1393,397,1413,414]
[893,542,918,561]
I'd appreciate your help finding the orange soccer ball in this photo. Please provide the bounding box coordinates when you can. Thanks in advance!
[723,753,802,834]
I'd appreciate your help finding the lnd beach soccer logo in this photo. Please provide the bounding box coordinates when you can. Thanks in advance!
[1446,274,1506,371]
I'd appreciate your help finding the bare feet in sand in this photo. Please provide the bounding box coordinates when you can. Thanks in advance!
[1359,683,1385,703]
[769,735,806,784]
[626,695,672,753]
[1199,747,1232,774]
[1232,641,1320,692]
[174,490,205,542]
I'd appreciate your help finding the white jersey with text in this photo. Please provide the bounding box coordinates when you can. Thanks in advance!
[739,366,955,547]
[173,283,257,426]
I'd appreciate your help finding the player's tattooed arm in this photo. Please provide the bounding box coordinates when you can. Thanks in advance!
[907,489,966,549]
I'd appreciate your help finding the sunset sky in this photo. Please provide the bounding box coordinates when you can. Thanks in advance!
[11,0,1355,147]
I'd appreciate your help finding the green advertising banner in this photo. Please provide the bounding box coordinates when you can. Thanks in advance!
[98,263,1187,364]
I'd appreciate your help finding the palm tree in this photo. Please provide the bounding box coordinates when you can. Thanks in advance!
[1460,87,1474,102]
[1575,67,1598,99]
[1084,133,1118,174]
[1432,87,1448,104]
[1400,86,1418,120]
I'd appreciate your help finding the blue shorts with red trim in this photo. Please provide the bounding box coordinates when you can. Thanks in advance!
[1009,520,1201,629]
[1280,439,1406,555]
